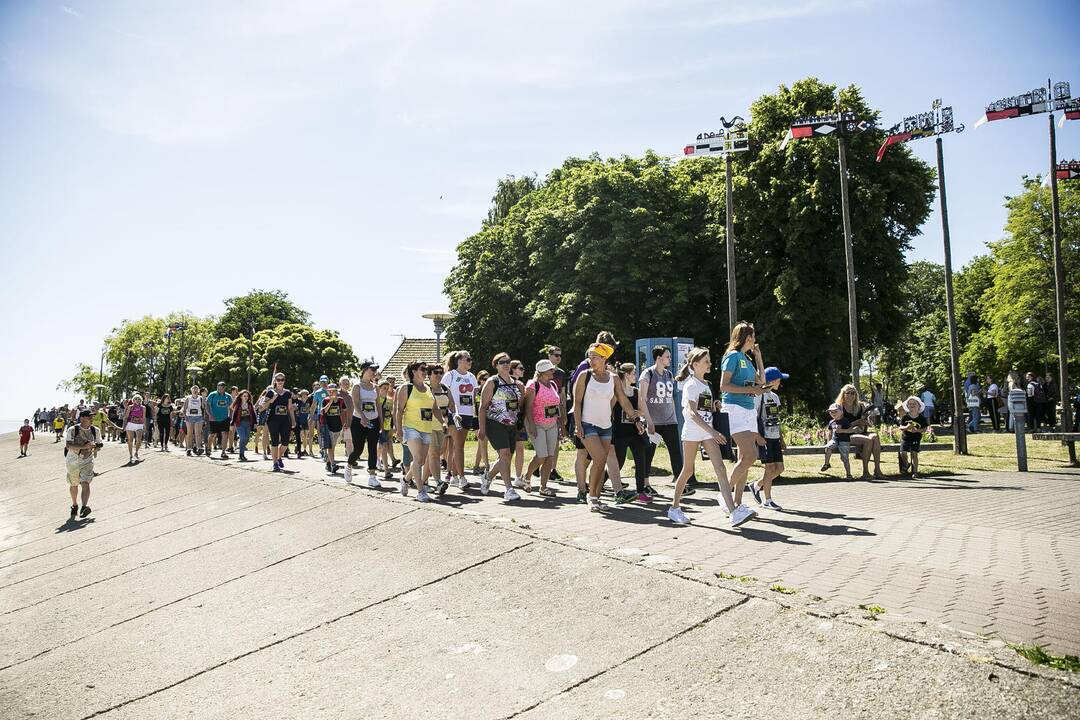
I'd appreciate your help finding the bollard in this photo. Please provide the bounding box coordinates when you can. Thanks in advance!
[1008,388,1028,472]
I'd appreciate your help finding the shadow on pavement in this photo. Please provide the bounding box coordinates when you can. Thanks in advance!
[55,518,96,533]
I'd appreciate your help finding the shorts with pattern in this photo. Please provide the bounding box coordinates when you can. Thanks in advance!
[66,454,94,485]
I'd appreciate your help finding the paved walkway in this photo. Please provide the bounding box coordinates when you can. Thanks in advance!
[1,433,1077,719]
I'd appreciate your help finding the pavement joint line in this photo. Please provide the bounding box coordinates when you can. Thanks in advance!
[0,504,419,674]
[0,477,243,562]
[0,484,315,583]
[0,458,198,512]
[0,487,345,614]
[500,594,753,719]
[76,537,534,720]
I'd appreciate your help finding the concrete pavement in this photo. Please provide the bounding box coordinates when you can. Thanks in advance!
[1,432,1077,718]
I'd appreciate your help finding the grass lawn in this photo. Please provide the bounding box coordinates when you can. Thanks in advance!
[434,430,1076,486]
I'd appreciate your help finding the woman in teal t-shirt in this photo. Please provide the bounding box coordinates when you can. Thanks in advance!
[718,321,765,510]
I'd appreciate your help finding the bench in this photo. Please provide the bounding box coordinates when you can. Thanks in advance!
[783,442,955,456]
[1032,433,1080,442]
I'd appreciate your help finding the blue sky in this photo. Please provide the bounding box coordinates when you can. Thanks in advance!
[0,0,1076,429]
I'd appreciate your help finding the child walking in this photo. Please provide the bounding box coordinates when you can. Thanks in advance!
[749,367,788,510]
[19,419,34,456]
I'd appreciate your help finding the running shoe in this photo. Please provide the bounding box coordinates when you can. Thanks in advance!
[186,449,192,457]
[614,489,636,504]
[384,470,394,481]
[436,480,450,497]
[220,451,228,460]
[504,488,520,502]
[512,477,525,489]
[69,504,78,520]
[762,499,783,510]
[539,487,557,497]
[479,477,491,495]
[79,505,92,519]
[325,461,333,473]
[643,484,659,497]
[667,506,690,525]
[588,497,604,512]
[471,465,482,476]
[749,481,763,506]
[344,466,353,483]
[376,461,386,472]
[730,504,757,528]
[400,479,409,496]
[636,492,653,504]
[682,486,696,496]
[551,469,564,481]
[367,475,381,489]
[577,491,588,503]
[444,470,453,481]
[416,490,431,503]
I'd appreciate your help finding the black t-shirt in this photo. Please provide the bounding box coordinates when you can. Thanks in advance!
[898,413,928,438]
[829,418,852,443]
[268,389,293,421]
[613,384,641,438]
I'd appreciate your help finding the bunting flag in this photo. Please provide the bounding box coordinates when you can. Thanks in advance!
[1057,161,1080,181]
[780,114,866,150]
[976,82,1073,129]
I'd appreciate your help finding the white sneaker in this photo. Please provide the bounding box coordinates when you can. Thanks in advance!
[417,490,431,503]
[480,478,491,495]
[588,496,605,512]
[455,476,470,490]
[344,466,353,483]
[512,477,525,489]
[376,461,386,472]
[730,504,757,528]
[504,488,521,502]
[667,507,690,525]
[400,479,409,497]
[367,475,381,489]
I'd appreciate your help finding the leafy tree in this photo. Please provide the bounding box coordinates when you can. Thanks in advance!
[876,261,951,402]
[103,314,215,398]
[214,289,310,340]
[58,363,109,402]
[201,323,358,390]
[484,175,541,228]
[966,177,1079,378]
[445,78,936,407]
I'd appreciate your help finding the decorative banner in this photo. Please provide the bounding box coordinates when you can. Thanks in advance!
[779,111,870,150]
[1059,97,1080,126]
[1057,160,1080,181]
[975,81,1072,128]
[876,99,964,161]
[683,116,749,158]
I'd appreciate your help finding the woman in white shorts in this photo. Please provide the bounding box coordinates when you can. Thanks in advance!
[522,359,563,497]
[123,394,147,464]
[718,321,767,508]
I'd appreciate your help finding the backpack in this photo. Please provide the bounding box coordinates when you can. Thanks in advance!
[1032,382,1046,403]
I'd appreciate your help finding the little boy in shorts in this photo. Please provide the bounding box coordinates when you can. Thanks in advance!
[896,396,929,478]
[749,367,788,509]
[821,403,854,479]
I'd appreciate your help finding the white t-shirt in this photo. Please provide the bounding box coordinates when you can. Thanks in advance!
[680,376,714,442]
[759,390,781,440]
[443,370,478,417]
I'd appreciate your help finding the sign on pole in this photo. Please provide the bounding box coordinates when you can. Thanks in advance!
[683,118,749,159]
[1056,160,1080,180]
[975,81,1073,127]
[876,99,963,161]
[779,111,870,150]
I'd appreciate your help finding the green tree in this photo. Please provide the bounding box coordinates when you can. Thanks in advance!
[58,363,109,402]
[966,177,1080,378]
[104,314,215,398]
[201,323,358,390]
[876,261,951,402]
[445,78,936,407]
[214,290,310,340]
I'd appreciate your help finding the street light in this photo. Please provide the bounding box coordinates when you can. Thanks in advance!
[422,313,456,365]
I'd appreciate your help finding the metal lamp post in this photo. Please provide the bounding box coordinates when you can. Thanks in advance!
[877,99,966,453]
[682,116,750,331]
[977,80,1077,464]
[422,313,456,365]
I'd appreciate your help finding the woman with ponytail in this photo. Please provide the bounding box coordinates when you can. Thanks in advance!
[667,347,752,527]
[718,321,767,509]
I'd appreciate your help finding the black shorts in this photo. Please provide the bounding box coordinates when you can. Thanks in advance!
[454,415,479,431]
[208,419,230,434]
[267,418,291,446]
[757,437,784,464]
[901,434,922,453]
[486,421,516,451]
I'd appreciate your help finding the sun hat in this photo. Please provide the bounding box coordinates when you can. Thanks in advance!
[535,359,556,373]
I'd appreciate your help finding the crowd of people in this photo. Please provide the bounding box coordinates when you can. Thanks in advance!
[26,322,1079,527]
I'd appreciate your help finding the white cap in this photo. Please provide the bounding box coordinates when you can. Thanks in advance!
[535,359,556,373]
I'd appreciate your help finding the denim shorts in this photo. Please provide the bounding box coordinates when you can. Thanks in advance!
[580,421,612,440]
[403,427,432,445]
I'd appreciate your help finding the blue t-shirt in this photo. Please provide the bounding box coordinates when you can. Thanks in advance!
[206,391,233,421]
[720,350,756,410]
[312,388,328,416]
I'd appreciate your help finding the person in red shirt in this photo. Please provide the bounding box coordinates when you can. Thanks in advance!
[19,419,34,457]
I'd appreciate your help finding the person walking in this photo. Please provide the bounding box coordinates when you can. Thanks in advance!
[985,375,1001,432]
[964,374,982,435]
[350,361,383,488]
[183,386,207,456]
[612,363,650,503]
[522,359,562,497]
[18,418,34,457]
[259,372,296,472]
[230,390,257,461]
[718,322,768,507]
[123,394,147,464]
[478,352,526,501]
[206,381,233,459]
[64,410,102,520]
[443,350,478,490]
[393,360,443,502]
[639,344,690,497]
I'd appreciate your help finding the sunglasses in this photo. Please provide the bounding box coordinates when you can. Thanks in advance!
[496,359,511,365]
[550,352,562,357]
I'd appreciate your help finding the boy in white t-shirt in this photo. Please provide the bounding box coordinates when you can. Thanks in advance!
[749,367,787,510]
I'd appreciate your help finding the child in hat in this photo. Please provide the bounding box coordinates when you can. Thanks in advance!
[896,396,929,478]
[749,367,788,509]
[822,403,854,479]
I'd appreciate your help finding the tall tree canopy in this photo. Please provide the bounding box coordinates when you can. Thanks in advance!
[214,290,310,339]
[444,78,935,406]
[201,323,358,390]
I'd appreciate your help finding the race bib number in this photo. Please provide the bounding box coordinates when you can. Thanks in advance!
[697,393,713,412]
[216,399,227,408]
[275,405,288,415]
[188,408,200,415]
[544,405,559,418]
[506,399,519,412]
[459,394,473,406]
[362,401,377,413]
[326,405,339,416]
[420,408,433,421]
[764,404,780,425]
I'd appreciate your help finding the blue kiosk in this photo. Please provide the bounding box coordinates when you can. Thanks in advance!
[635,337,694,433]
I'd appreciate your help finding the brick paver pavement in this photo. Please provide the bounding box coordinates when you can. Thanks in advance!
[11,439,1079,656]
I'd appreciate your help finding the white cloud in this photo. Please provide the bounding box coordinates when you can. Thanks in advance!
[61,6,82,18]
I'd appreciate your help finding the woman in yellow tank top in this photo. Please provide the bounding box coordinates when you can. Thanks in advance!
[392,360,442,503]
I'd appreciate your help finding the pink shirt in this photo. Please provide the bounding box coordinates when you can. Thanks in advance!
[528,379,560,426]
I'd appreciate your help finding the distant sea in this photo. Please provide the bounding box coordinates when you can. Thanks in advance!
[0,420,22,435]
